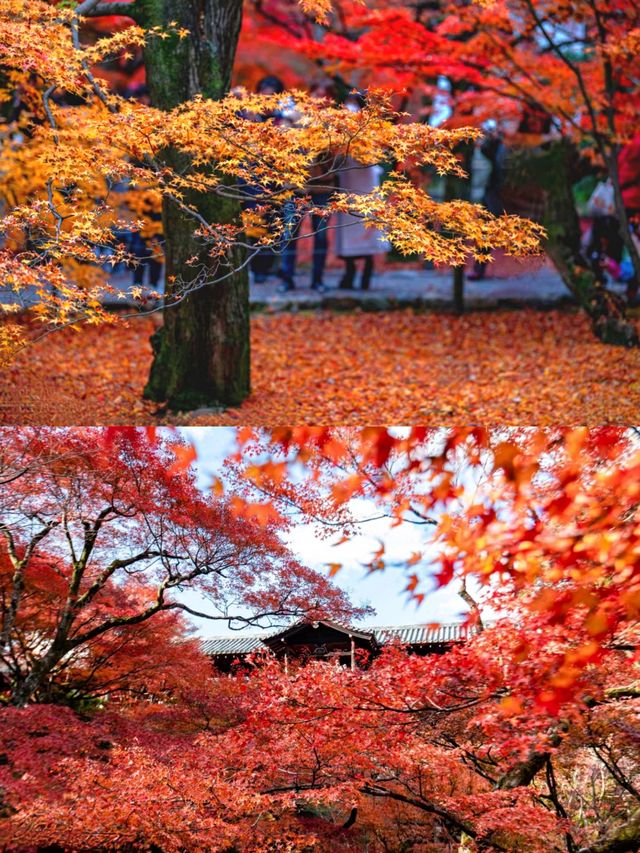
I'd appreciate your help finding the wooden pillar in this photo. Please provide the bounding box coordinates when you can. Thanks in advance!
[350,636,355,671]
[284,651,289,675]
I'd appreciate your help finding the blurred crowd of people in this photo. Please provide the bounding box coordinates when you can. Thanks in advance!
[240,76,388,294]
[6,56,639,299]
[239,83,640,297]
[583,135,640,302]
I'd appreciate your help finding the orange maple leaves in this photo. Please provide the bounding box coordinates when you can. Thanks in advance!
[219,426,640,707]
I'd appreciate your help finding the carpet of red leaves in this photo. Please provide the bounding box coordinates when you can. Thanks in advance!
[2,309,639,425]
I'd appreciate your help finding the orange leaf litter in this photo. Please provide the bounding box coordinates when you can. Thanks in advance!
[2,309,639,425]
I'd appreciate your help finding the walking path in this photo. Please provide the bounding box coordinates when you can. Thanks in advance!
[100,260,580,311]
[247,264,573,311]
[4,259,628,313]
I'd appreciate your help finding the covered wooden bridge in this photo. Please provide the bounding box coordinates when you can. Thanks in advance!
[201,619,476,672]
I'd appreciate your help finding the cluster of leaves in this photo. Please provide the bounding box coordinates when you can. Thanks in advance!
[2,309,640,424]
[223,426,640,709]
[249,0,640,148]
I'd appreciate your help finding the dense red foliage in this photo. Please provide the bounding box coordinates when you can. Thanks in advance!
[228,427,640,705]
[247,0,640,148]
[1,610,638,852]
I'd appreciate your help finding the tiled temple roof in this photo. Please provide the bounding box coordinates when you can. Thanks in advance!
[373,622,475,645]
[201,620,476,657]
[201,635,271,656]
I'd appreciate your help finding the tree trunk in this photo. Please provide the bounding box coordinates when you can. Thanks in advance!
[505,140,638,347]
[497,749,550,790]
[453,266,465,315]
[10,645,65,707]
[138,0,250,410]
[444,139,473,315]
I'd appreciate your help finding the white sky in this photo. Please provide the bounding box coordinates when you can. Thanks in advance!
[181,427,467,636]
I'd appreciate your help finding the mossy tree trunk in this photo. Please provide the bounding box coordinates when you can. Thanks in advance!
[137,0,250,410]
[505,140,638,347]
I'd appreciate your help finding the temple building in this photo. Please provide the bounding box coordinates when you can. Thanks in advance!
[202,618,476,672]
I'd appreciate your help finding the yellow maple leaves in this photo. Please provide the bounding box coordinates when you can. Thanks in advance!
[0,319,25,368]
[332,175,543,265]
[299,0,336,23]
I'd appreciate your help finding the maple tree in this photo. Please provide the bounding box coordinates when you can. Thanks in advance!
[0,0,545,409]
[215,615,639,853]
[247,0,640,344]
[0,427,363,706]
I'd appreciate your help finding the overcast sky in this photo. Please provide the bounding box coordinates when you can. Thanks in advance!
[181,427,467,636]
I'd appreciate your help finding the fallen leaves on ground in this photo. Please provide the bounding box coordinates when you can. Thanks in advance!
[1,309,639,425]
